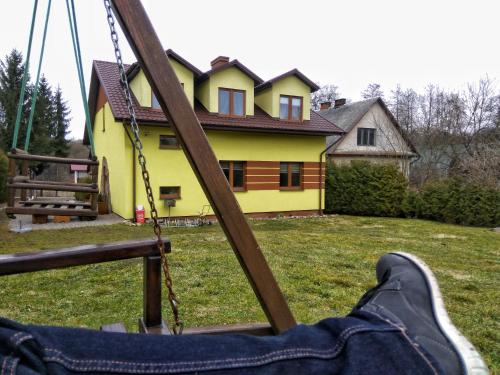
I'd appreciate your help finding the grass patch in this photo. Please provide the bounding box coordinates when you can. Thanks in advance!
[0,212,498,370]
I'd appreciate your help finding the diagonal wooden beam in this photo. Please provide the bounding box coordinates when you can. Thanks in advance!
[110,0,296,333]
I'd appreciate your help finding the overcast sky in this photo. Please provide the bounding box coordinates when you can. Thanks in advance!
[1,0,499,139]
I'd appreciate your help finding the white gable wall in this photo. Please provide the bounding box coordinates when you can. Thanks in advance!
[334,103,412,154]
[331,103,414,177]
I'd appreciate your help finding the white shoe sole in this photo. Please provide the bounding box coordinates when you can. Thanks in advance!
[393,252,489,375]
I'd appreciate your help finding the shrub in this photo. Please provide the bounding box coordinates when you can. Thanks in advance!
[325,161,407,217]
[0,150,8,203]
[326,161,500,227]
[404,178,500,227]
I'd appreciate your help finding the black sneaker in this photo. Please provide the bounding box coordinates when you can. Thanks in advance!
[355,252,488,375]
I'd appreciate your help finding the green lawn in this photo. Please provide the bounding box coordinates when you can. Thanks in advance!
[0,212,498,371]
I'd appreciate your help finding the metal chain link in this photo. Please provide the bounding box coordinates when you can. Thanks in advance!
[103,0,182,335]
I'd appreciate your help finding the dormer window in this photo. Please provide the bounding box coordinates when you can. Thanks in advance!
[152,92,161,109]
[219,88,245,117]
[279,95,302,121]
[152,84,184,109]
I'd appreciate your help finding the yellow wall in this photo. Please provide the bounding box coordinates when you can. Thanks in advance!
[129,70,150,107]
[93,103,133,219]
[93,105,325,219]
[132,127,325,219]
[129,59,194,107]
[195,67,255,115]
[255,75,311,120]
[254,87,274,117]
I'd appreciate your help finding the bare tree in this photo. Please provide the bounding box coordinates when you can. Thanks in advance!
[361,83,384,100]
[389,86,419,134]
[311,84,341,110]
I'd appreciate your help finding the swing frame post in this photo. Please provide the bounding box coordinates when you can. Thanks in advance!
[7,158,17,210]
[20,161,29,201]
[110,0,296,334]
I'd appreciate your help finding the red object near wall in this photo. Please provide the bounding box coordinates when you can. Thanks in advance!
[135,205,145,224]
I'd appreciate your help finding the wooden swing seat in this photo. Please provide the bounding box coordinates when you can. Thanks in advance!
[5,149,99,220]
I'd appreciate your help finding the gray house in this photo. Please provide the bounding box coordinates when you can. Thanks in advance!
[319,97,418,177]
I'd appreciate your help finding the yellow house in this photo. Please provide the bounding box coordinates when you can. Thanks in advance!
[84,50,343,219]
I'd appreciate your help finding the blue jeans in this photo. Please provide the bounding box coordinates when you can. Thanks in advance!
[0,310,441,374]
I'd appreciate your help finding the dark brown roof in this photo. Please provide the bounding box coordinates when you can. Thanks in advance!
[83,60,344,143]
[255,69,320,93]
[196,59,264,85]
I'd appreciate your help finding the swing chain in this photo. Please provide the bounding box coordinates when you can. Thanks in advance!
[103,0,182,335]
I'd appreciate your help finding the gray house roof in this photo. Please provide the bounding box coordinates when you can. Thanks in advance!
[319,98,379,132]
[319,97,418,155]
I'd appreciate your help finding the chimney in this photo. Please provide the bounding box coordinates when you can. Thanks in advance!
[210,56,230,69]
[334,98,346,108]
[320,101,331,111]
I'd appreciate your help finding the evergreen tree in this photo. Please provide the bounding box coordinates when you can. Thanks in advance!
[52,86,70,157]
[30,76,54,175]
[0,49,31,151]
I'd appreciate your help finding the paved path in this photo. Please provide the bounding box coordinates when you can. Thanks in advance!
[8,213,124,232]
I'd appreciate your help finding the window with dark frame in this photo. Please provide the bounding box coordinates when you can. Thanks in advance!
[218,88,245,117]
[279,162,302,189]
[279,95,302,121]
[159,186,181,199]
[357,128,376,146]
[152,83,184,109]
[220,160,246,191]
[159,135,179,149]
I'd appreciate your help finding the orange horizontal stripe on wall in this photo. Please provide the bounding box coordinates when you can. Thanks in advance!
[303,162,326,169]
[303,182,325,189]
[302,169,323,175]
[246,175,280,183]
[246,161,280,169]
[303,175,325,183]
[246,168,280,176]
[246,183,279,190]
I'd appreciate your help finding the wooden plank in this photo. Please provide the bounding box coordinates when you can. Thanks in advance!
[5,206,97,218]
[11,179,95,187]
[0,237,170,276]
[19,200,91,207]
[12,148,28,155]
[7,158,16,209]
[101,323,127,333]
[90,164,99,212]
[20,161,28,201]
[140,321,273,336]
[32,215,48,224]
[8,182,98,193]
[110,0,296,334]
[7,153,99,166]
[143,256,162,328]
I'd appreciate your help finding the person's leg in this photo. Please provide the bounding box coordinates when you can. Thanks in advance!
[0,253,487,375]
[0,310,435,375]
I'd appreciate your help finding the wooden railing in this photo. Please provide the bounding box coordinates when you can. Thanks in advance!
[0,238,273,335]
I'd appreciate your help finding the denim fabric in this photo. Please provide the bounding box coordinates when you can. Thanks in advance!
[0,310,441,375]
